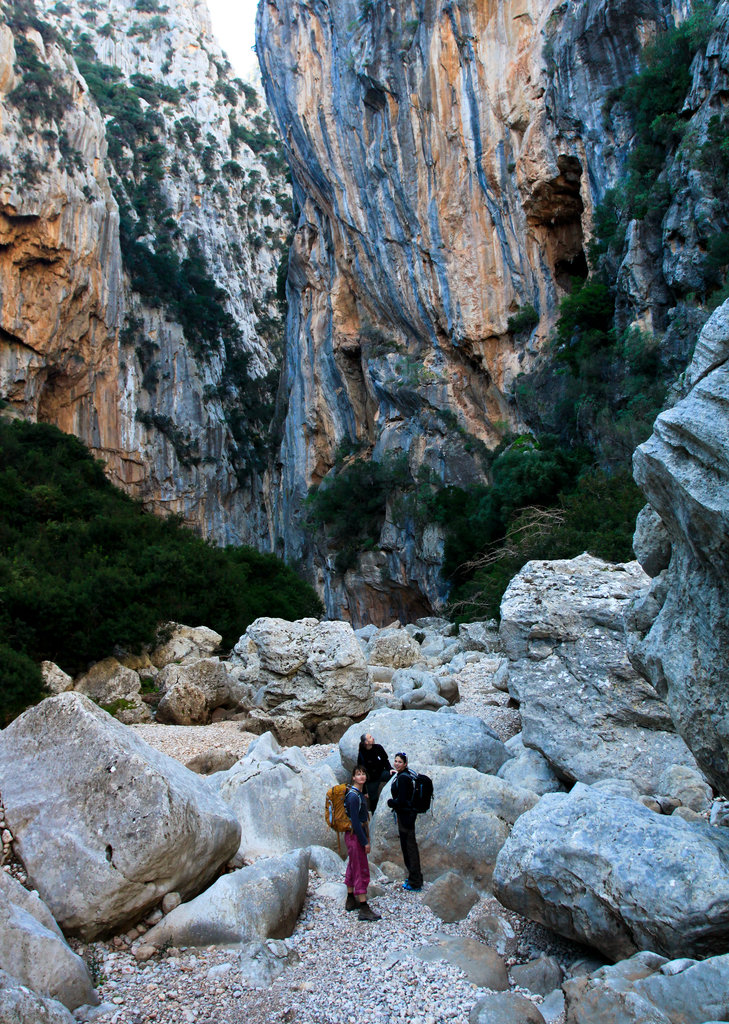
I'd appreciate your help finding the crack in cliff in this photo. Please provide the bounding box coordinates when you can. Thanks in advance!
[0,325,37,353]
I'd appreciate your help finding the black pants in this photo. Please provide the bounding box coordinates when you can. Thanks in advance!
[366,769,391,813]
[398,818,423,887]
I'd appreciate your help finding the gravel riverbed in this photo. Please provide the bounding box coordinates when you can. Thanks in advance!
[70,664,572,1024]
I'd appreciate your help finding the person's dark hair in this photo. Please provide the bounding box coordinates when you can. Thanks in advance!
[395,751,407,762]
[352,764,367,779]
[360,733,368,744]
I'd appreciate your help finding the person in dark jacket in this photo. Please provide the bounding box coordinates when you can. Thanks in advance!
[387,751,423,891]
[344,765,381,921]
[357,732,392,813]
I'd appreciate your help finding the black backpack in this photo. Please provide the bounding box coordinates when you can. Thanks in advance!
[408,769,433,813]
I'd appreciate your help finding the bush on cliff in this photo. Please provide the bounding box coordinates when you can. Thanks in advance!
[0,419,321,722]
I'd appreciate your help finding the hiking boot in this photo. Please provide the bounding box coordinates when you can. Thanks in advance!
[345,893,358,912]
[402,880,422,892]
[358,902,381,921]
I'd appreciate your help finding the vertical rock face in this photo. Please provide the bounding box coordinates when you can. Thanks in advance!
[0,0,291,545]
[257,0,677,620]
[629,298,729,796]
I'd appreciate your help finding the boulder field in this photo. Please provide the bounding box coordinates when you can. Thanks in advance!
[2,560,728,1021]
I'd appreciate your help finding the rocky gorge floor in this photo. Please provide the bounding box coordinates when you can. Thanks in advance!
[66,662,575,1024]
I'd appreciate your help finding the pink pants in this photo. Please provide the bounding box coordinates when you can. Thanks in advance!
[344,831,370,895]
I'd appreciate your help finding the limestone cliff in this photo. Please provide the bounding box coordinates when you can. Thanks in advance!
[257,0,688,621]
[0,0,291,544]
[628,298,729,796]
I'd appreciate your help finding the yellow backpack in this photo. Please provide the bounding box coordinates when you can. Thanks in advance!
[325,783,352,851]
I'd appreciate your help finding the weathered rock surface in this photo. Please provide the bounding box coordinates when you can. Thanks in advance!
[0,969,75,1024]
[500,554,704,792]
[339,708,510,776]
[497,734,563,796]
[493,784,729,960]
[0,693,241,938]
[150,626,223,670]
[630,298,729,795]
[231,618,372,727]
[212,732,339,858]
[422,872,480,923]
[155,658,231,725]
[563,950,729,1024]
[0,871,97,1010]
[414,935,508,991]
[143,849,310,948]
[40,662,73,696]
[74,658,150,725]
[371,765,538,889]
[469,992,546,1024]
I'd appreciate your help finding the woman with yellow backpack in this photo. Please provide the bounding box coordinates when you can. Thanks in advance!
[343,765,381,921]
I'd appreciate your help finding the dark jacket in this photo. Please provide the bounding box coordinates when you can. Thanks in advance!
[344,785,369,847]
[357,742,391,782]
[388,768,418,829]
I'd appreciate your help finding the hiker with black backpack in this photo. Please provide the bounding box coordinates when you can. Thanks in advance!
[357,732,392,813]
[387,751,424,892]
[344,765,382,921]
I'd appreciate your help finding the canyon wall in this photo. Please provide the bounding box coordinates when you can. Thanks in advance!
[0,0,290,545]
[257,0,687,621]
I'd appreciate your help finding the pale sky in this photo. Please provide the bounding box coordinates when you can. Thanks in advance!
[206,0,260,80]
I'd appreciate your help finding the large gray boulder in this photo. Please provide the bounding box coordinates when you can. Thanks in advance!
[156,658,231,724]
[0,969,75,1024]
[371,765,538,889]
[143,849,310,947]
[564,950,729,1024]
[497,734,563,796]
[73,658,151,725]
[211,734,339,858]
[0,693,241,939]
[629,298,729,795]
[0,872,97,1010]
[493,784,729,960]
[339,708,511,775]
[231,618,372,727]
[500,554,704,792]
[150,623,222,668]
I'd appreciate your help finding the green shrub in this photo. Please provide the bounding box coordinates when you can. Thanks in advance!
[0,420,322,722]
[305,453,410,574]
[0,643,45,726]
[507,304,539,335]
[449,469,644,620]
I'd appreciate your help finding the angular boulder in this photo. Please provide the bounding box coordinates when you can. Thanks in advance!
[156,658,231,725]
[231,618,372,727]
[0,872,97,1010]
[497,734,563,796]
[0,693,241,939]
[493,784,729,960]
[143,849,310,948]
[150,623,222,668]
[414,935,508,990]
[339,708,511,775]
[366,629,422,668]
[212,734,339,858]
[73,658,151,724]
[564,950,729,1024]
[500,554,703,792]
[371,765,538,889]
[0,969,75,1024]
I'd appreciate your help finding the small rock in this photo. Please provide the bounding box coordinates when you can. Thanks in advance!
[162,892,182,914]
